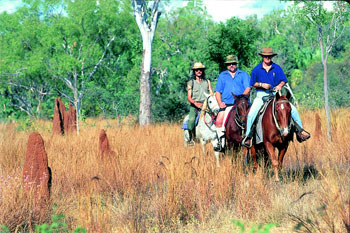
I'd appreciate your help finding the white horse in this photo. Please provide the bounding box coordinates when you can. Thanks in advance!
[183,94,222,167]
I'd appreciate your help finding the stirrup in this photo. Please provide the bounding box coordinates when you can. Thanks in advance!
[296,130,311,143]
[242,135,252,148]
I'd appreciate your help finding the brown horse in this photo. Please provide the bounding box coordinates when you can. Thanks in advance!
[225,95,255,161]
[251,91,293,181]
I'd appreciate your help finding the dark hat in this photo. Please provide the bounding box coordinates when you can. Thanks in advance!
[225,55,239,64]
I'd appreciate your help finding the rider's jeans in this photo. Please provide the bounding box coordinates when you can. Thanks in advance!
[245,91,303,137]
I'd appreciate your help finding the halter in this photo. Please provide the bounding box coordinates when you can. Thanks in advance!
[233,99,249,135]
[203,96,219,126]
[272,98,293,136]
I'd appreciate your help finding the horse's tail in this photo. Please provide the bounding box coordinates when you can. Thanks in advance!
[199,99,207,119]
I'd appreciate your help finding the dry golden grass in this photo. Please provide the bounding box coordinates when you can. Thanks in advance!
[0,109,349,232]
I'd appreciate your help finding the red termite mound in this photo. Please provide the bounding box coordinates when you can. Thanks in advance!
[22,132,52,207]
[99,129,115,158]
[52,97,77,135]
[315,112,322,139]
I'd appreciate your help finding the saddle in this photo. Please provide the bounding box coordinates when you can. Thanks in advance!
[253,95,296,144]
[254,96,274,144]
[181,111,202,130]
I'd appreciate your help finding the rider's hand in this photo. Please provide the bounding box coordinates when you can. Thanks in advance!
[262,83,271,90]
[194,102,203,108]
[273,84,282,92]
[219,102,226,109]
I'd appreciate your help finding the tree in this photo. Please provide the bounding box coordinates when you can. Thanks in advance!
[131,0,161,125]
[207,16,260,73]
[297,1,349,141]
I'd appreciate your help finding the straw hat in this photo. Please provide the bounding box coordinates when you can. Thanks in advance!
[258,47,277,57]
[191,62,206,70]
[224,55,239,64]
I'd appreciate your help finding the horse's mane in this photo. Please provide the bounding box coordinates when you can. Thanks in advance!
[199,98,208,119]
[235,94,249,101]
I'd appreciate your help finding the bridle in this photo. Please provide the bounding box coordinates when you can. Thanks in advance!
[203,96,219,126]
[272,98,292,136]
[234,98,249,135]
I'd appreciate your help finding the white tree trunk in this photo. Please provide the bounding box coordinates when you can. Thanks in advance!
[319,29,332,141]
[139,35,153,125]
[132,0,161,126]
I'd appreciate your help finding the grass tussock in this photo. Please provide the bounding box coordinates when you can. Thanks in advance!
[0,108,349,232]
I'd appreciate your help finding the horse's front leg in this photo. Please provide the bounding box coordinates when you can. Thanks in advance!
[200,138,206,153]
[211,140,220,167]
[248,146,258,172]
[278,146,288,169]
[264,141,279,182]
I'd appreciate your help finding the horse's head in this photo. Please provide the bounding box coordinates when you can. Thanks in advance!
[203,93,220,116]
[233,94,250,122]
[275,92,292,137]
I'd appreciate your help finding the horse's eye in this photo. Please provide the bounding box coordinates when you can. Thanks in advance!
[209,101,212,104]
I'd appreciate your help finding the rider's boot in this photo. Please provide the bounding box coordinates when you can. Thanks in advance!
[187,130,195,146]
[242,131,253,148]
[214,128,225,152]
[294,121,311,143]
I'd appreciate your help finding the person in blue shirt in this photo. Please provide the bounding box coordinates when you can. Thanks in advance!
[242,47,310,148]
[214,55,251,151]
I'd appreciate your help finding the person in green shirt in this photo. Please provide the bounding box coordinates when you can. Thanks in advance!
[186,62,214,145]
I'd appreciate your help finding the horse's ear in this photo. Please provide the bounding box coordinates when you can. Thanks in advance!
[232,93,237,100]
[286,91,291,100]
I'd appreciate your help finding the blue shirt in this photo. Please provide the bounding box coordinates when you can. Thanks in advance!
[250,62,288,92]
[215,69,250,105]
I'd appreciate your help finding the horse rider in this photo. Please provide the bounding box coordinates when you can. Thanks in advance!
[186,62,214,145]
[242,47,310,148]
[215,55,251,152]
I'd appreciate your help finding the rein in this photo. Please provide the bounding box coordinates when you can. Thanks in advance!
[233,98,249,135]
[272,98,292,136]
[234,106,246,135]
[203,96,219,126]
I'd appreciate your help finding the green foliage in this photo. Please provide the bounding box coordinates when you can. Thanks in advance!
[232,219,276,233]
[35,213,86,233]
[0,225,10,233]
[15,117,34,132]
[1,0,350,123]
[207,16,260,72]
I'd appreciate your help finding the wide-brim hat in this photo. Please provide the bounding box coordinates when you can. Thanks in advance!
[259,47,277,57]
[224,55,239,64]
[191,62,206,70]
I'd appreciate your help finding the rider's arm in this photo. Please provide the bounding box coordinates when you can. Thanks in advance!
[274,81,285,92]
[253,82,271,90]
[187,84,195,104]
[215,92,226,108]
[187,83,202,108]
[242,87,251,96]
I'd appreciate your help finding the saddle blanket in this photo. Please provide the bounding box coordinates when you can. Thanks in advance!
[182,111,201,130]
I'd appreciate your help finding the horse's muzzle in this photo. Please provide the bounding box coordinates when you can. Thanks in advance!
[282,128,289,137]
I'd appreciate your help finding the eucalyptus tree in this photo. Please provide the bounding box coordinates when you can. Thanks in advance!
[296,1,349,141]
[131,0,161,125]
[151,0,216,122]
[0,2,56,119]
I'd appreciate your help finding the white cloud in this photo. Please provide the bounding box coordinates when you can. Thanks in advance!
[203,0,291,22]
[0,0,22,13]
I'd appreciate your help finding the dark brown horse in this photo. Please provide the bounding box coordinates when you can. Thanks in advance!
[225,95,254,159]
[251,92,293,181]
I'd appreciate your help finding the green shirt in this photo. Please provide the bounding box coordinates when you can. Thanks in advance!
[187,78,209,103]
